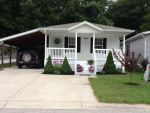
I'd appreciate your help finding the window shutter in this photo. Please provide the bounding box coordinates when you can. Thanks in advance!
[77,37,81,53]
[90,38,93,53]
[64,37,68,48]
[103,38,107,49]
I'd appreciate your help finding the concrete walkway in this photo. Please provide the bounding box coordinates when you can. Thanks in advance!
[0,67,150,111]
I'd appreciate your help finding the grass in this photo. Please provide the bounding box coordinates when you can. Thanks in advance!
[0,62,16,70]
[89,72,150,104]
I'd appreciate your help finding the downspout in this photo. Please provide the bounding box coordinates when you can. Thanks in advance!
[142,33,147,58]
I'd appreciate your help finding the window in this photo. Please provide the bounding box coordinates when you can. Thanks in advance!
[126,44,130,56]
[95,38,103,49]
[68,37,75,48]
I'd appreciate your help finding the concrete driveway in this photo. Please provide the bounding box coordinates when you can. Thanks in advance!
[0,67,97,109]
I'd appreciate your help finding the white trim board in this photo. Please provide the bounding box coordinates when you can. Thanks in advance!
[68,21,103,31]
[0,29,38,42]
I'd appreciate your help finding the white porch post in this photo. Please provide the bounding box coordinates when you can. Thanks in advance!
[44,30,47,66]
[122,34,126,73]
[93,33,96,75]
[75,32,77,60]
[93,33,95,53]
[74,33,78,74]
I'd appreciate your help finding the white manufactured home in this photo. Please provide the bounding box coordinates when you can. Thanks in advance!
[0,21,134,75]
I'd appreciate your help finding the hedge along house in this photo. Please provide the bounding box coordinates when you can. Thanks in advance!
[0,21,134,75]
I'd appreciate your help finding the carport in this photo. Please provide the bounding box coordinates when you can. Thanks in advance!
[0,29,45,68]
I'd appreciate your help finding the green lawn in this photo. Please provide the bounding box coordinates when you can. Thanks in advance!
[89,72,150,104]
[0,62,16,70]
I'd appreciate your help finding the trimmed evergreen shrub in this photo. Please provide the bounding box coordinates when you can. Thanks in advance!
[44,56,54,74]
[116,68,122,73]
[103,51,116,74]
[61,57,72,74]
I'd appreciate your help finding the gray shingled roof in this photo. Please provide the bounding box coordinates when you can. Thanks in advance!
[45,21,132,31]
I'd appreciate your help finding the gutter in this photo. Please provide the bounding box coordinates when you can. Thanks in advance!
[142,33,147,58]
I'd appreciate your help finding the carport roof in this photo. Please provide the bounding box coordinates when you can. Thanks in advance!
[0,29,45,48]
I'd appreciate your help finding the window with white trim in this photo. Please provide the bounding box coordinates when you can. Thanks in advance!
[95,38,103,49]
[68,37,75,48]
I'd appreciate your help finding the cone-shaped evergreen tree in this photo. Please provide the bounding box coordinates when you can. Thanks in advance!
[44,56,54,74]
[61,57,72,74]
[103,51,116,74]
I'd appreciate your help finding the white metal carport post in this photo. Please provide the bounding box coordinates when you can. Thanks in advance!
[122,34,126,73]
[44,30,47,66]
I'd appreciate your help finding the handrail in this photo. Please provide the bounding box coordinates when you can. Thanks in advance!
[94,49,120,50]
[47,47,75,50]
[94,49,122,60]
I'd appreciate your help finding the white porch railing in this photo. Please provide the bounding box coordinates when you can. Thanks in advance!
[94,49,122,60]
[46,48,75,59]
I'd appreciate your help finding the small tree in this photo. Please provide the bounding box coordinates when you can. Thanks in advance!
[112,49,141,84]
[103,51,116,74]
[44,56,54,74]
[61,57,72,74]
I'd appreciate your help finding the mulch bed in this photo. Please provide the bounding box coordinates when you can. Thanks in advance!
[124,82,140,85]
[42,71,75,75]
[96,72,127,75]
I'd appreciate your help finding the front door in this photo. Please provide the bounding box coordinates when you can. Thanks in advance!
[77,37,93,61]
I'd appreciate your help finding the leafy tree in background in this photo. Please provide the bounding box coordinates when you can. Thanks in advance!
[0,0,112,38]
[140,13,150,32]
[106,0,150,33]
[0,0,21,37]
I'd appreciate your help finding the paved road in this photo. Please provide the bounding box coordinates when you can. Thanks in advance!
[0,108,149,113]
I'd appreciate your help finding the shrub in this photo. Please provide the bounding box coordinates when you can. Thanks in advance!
[116,68,122,73]
[140,58,149,71]
[88,66,95,73]
[61,57,72,74]
[100,71,105,75]
[103,51,116,74]
[53,63,61,74]
[44,56,54,74]
[132,65,144,73]
[54,70,61,74]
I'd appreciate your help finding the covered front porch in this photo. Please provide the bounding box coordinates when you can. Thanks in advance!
[43,32,125,75]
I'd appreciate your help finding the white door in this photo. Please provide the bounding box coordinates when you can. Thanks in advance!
[77,37,93,61]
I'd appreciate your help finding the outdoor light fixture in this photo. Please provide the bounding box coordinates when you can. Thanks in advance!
[84,37,88,40]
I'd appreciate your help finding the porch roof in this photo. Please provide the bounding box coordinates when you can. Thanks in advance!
[38,21,134,33]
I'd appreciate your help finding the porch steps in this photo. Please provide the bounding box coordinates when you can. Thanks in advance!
[75,61,95,75]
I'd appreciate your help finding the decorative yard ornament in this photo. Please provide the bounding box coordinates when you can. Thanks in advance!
[112,49,141,85]
[54,38,60,44]
[143,64,150,81]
